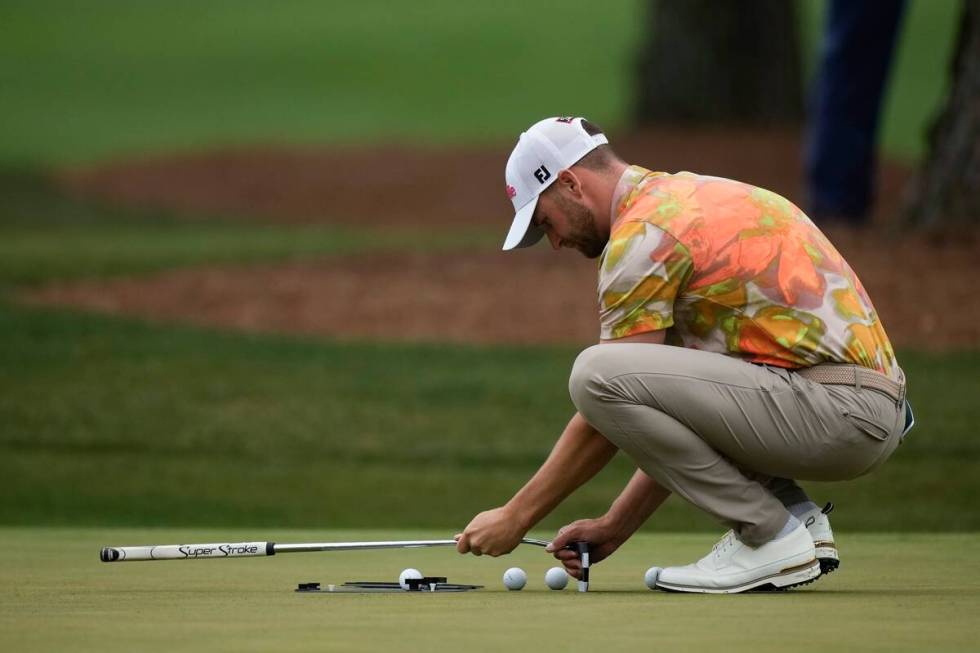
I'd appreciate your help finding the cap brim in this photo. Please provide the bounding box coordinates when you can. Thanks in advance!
[502,197,545,250]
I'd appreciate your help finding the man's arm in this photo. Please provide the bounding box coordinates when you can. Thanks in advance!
[604,468,671,538]
[456,330,666,557]
[455,412,618,556]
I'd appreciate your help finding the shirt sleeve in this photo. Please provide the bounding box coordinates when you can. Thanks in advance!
[598,221,694,340]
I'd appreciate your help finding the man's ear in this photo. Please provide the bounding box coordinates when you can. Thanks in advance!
[557,169,583,199]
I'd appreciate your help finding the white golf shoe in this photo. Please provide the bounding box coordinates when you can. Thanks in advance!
[655,522,820,594]
[802,502,839,574]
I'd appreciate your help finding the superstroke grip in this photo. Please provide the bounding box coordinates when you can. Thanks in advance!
[100,541,274,562]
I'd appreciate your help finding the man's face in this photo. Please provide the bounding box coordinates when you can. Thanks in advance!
[532,189,605,259]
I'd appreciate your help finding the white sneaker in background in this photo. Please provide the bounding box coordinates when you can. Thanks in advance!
[802,502,839,574]
[655,523,820,594]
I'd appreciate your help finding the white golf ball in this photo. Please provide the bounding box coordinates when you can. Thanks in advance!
[502,567,527,590]
[544,566,568,590]
[644,566,663,590]
[398,567,423,590]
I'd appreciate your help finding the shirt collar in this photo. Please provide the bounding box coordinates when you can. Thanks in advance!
[609,165,654,222]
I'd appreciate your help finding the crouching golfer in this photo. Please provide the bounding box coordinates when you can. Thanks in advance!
[455,116,913,593]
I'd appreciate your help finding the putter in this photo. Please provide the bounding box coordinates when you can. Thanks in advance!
[99,537,555,562]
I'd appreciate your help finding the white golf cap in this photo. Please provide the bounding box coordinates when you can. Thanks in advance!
[502,116,608,250]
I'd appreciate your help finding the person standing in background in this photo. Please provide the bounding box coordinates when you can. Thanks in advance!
[805,0,908,225]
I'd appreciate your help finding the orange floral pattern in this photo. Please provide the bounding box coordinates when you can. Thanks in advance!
[598,167,898,378]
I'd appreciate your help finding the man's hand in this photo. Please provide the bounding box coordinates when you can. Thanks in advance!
[455,506,527,557]
[546,517,625,579]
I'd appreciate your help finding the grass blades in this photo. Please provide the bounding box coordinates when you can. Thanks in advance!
[1,528,978,652]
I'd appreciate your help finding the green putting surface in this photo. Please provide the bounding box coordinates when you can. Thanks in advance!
[1,528,977,652]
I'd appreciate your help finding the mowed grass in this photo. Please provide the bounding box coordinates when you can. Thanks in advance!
[0,528,977,652]
[0,163,499,287]
[1,301,978,532]
[0,170,496,288]
[0,220,492,287]
[0,301,659,530]
[0,0,962,164]
[0,0,643,164]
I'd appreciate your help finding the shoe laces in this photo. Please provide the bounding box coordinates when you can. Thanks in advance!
[710,530,738,561]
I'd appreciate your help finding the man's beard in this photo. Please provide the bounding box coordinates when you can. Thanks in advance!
[555,193,605,259]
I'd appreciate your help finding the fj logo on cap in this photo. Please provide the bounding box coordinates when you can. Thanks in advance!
[505,184,517,199]
[533,165,551,184]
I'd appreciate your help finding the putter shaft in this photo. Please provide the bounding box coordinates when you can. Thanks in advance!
[101,537,551,562]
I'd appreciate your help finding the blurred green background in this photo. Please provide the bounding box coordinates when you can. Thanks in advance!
[0,0,973,534]
[0,0,962,164]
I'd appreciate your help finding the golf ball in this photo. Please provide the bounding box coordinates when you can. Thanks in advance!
[398,567,423,590]
[644,566,663,590]
[502,567,527,591]
[544,566,568,590]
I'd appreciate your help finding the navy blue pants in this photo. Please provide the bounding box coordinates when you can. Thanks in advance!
[805,0,907,223]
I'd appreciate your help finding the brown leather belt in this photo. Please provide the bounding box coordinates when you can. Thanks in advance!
[795,364,906,404]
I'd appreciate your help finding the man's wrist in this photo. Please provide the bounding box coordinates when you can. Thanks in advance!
[503,500,535,533]
[598,511,633,544]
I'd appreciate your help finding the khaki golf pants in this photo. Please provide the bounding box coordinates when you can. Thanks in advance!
[569,344,905,546]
